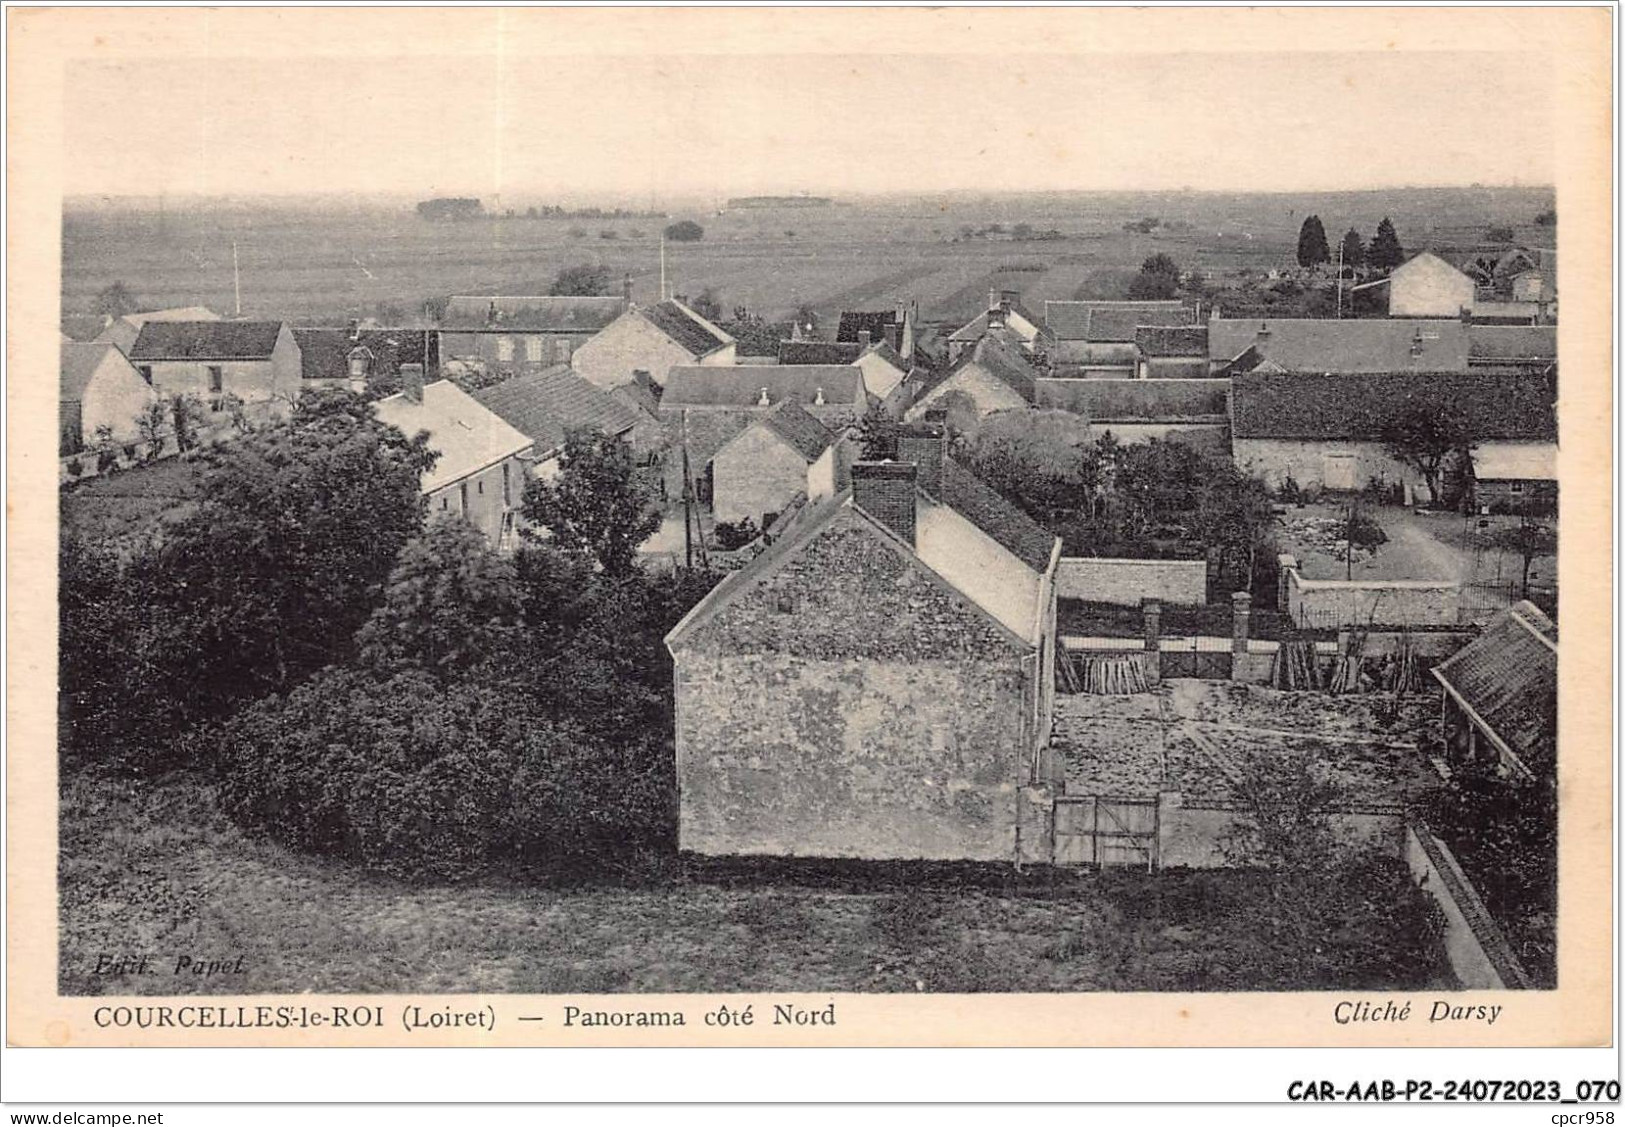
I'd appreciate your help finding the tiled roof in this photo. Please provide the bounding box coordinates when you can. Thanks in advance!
[1230,370,1557,441]
[441,295,629,332]
[753,400,836,462]
[640,300,734,357]
[1044,300,1188,342]
[1432,601,1556,776]
[1035,377,1230,421]
[61,341,126,401]
[778,339,862,365]
[1136,325,1209,357]
[661,364,864,408]
[472,365,645,457]
[292,327,436,381]
[936,457,1058,572]
[912,331,1039,405]
[1468,325,1557,364]
[128,320,284,361]
[836,310,898,344]
[1209,317,1471,373]
[948,303,1056,344]
[372,380,533,492]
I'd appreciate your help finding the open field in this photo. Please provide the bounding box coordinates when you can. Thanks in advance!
[63,186,1553,331]
[59,769,1451,995]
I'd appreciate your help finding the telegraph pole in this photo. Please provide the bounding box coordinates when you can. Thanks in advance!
[232,241,242,317]
[1335,236,1344,319]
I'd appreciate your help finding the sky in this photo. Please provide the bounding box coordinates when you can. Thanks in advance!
[63,49,1554,203]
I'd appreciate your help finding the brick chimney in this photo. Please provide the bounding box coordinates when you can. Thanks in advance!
[857,329,871,349]
[623,274,634,302]
[987,305,1007,330]
[896,423,947,495]
[852,461,918,546]
[401,362,425,404]
[348,318,361,342]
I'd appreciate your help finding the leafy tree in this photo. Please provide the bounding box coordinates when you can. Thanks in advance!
[1381,395,1475,505]
[93,281,140,320]
[1191,463,1278,595]
[855,403,900,460]
[136,400,168,461]
[1533,207,1556,228]
[963,409,1093,523]
[154,389,437,704]
[356,518,522,682]
[720,309,783,357]
[169,392,202,453]
[1488,513,1557,597]
[91,424,120,474]
[1368,217,1405,271]
[689,286,724,323]
[793,305,821,336]
[1295,215,1331,269]
[1339,228,1366,270]
[548,263,613,296]
[1128,253,1181,300]
[521,427,661,575]
[664,219,705,242]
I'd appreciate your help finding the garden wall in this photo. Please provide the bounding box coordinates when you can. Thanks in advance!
[1405,824,1531,989]
[1156,796,1404,869]
[1056,557,1208,607]
[1282,562,1470,628]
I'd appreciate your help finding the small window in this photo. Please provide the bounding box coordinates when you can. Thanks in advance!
[460,482,469,512]
[502,462,511,506]
[525,337,543,363]
[496,336,514,362]
[553,338,574,362]
[208,366,224,393]
[348,349,371,378]
[440,497,448,510]
[1509,481,1525,494]
[477,479,484,495]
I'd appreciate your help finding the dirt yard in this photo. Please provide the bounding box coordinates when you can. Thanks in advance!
[59,769,1451,995]
[1055,680,1444,807]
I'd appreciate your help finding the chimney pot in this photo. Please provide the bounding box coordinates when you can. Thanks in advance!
[988,288,1000,310]
[857,330,871,348]
[814,386,825,406]
[348,318,361,342]
[851,461,918,547]
[757,386,770,406]
[401,362,425,404]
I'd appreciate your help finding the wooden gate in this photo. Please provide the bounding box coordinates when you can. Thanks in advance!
[1053,796,1159,869]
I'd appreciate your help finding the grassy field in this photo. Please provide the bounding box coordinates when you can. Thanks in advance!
[60,769,1452,996]
[62,186,1553,330]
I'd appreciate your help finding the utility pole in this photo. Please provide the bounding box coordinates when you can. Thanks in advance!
[680,409,693,570]
[1335,235,1344,320]
[659,232,668,301]
[232,240,242,318]
[1346,495,1357,580]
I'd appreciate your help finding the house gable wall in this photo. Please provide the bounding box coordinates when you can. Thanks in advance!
[571,313,699,389]
[712,425,812,526]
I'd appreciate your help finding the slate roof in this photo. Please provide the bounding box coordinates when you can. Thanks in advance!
[1044,300,1188,342]
[640,300,734,357]
[837,310,899,344]
[292,327,437,381]
[778,339,862,365]
[912,331,1039,405]
[441,295,629,332]
[61,341,127,401]
[372,380,533,493]
[750,400,836,462]
[661,364,865,408]
[472,365,645,457]
[1209,317,1471,373]
[949,302,1056,343]
[1468,325,1557,365]
[1432,601,1556,777]
[935,457,1058,572]
[1136,325,1209,357]
[1230,370,1557,441]
[128,320,284,361]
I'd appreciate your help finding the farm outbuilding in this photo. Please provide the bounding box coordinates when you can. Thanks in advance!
[1431,600,1556,783]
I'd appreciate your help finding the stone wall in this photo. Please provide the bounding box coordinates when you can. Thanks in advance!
[1284,565,1468,628]
[1056,557,1207,606]
[712,425,811,526]
[571,312,696,389]
[1405,824,1531,988]
[674,649,1032,860]
[1233,438,1425,497]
